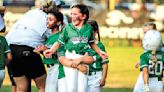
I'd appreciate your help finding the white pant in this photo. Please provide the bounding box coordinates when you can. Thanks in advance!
[87,71,102,92]
[133,72,163,92]
[0,69,5,87]
[58,77,67,92]
[133,72,144,92]
[45,64,59,92]
[148,77,163,92]
[64,50,88,92]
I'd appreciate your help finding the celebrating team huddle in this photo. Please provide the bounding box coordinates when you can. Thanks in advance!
[0,0,109,92]
[1,0,164,92]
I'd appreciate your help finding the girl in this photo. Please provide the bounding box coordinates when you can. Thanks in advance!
[34,11,64,92]
[44,4,108,92]
[140,30,164,92]
[87,20,109,92]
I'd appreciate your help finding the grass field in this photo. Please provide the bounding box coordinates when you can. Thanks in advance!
[0,86,133,92]
[1,38,144,92]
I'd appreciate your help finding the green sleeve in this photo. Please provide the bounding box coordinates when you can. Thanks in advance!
[57,45,65,58]
[88,27,95,45]
[3,37,11,53]
[140,53,148,70]
[58,27,68,45]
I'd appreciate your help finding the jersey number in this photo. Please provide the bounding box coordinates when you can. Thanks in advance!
[148,60,163,75]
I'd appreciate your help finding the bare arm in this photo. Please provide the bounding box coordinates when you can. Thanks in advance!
[90,43,108,60]
[142,67,150,92]
[73,56,94,65]
[58,56,73,67]
[58,56,91,74]
[5,52,12,65]
[43,42,60,58]
[90,43,101,55]
[142,67,148,85]
[100,63,108,87]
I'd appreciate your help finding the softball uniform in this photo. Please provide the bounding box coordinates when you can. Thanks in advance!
[57,23,94,92]
[140,51,164,92]
[87,41,109,92]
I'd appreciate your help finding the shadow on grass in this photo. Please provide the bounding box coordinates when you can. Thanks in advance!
[0,86,133,92]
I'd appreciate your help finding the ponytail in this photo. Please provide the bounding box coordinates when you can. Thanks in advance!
[151,50,157,69]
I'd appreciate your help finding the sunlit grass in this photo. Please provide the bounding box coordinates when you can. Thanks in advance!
[1,38,148,91]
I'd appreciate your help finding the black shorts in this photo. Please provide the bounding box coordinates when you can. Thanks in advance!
[10,44,46,79]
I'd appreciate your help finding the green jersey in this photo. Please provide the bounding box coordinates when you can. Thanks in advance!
[58,23,94,54]
[0,35,11,70]
[57,45,65,79]
[88,41,109,72]
[140,51,164,78]
[43,32,60,64]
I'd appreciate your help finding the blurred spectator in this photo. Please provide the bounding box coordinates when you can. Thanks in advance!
[5,1,57,92]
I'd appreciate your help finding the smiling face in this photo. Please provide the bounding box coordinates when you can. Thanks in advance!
[70,7,86,27]
[46,13,58,29]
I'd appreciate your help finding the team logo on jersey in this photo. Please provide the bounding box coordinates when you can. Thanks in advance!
[71,37,88,44]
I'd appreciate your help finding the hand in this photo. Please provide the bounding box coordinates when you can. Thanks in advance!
[34,44,47,52]
[135,62,139,68]
[144,84,150,92]
[77,64,88,74]
[71,58,82,68]
[99,79,106,87]
[99,50,108,60]
[43,49,53,58]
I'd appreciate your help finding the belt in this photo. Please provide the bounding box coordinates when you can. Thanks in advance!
[158,77,162,81]
[88,71,97,76]
[47,63,55,68]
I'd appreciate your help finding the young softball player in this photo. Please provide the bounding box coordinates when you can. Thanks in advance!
[0,14,12,88]
[140,30,164,92]
[57,45,95,92]
[87,20,109,92]
[44,4,108,92]
[34,11,64,92]
[133,22,164,92]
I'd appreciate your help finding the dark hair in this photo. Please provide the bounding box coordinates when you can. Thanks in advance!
[48,11,63,25]
[87,20,100,41]
[48,11,64,30]
[71,4,89,23]
[143,22,156,30]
